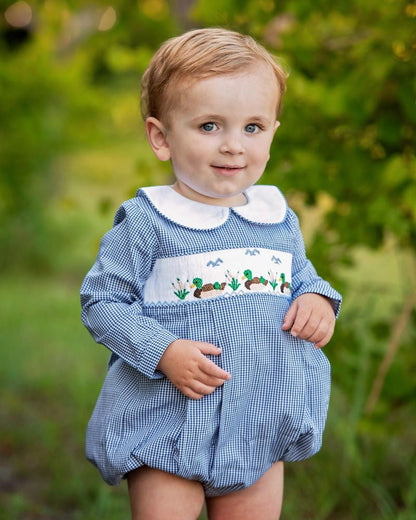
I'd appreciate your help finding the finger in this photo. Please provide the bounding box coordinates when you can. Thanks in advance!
[171,371,224,399]
[308,315,335,343]
[198,372,229,388]
[181,381,219,400]
[196,343,231,380]
[192,380,222,395]
[180,387,206,400]
[290,305,313,338]
[313,332,332,349]
[313,323,335,349]
[297,314,323,341]
[282,300,298,330]
[199,355,231,381]
[197,342,223,356]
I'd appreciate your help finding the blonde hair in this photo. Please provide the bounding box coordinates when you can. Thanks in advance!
[140,28,287,121]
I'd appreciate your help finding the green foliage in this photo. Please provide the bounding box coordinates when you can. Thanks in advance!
[0,0,178,271]
[1,6,101,270]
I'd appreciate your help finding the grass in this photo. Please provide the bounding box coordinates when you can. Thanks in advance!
[0,275,130,519]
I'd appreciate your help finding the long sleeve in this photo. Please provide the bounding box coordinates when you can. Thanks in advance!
[288,208,342,317]
[80,199,179,378]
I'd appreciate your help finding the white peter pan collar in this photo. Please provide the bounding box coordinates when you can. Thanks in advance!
[140,185,287,230]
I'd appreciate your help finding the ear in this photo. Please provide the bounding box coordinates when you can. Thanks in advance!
[274,120,281,132]
[145,117,171,161]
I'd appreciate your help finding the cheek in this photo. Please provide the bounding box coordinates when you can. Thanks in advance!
[172,148,204,173]
[184,140,211,163]
[252,141,272,163]
[186,149,206,166]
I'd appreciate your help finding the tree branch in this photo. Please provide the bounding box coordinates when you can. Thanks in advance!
[364,291,416,415]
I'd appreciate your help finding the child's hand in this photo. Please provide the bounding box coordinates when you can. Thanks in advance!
[157,339,231,400]
[282,293,335,348]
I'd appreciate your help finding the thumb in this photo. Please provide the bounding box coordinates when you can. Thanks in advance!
[282,300,298,330]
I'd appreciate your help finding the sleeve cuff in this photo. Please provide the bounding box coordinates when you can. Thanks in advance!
[293,281,342,319]
[137,328,179,379]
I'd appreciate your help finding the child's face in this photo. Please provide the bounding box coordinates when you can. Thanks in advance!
[146,63,280,206]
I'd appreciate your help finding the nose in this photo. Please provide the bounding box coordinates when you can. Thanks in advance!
[219,132,245,154]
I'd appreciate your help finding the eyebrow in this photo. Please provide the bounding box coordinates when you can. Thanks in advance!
[190,114,275,125]
[190,114,223,122]
[248,115,274,124]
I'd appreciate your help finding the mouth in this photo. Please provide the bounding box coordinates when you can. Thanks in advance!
[211,165,245,176]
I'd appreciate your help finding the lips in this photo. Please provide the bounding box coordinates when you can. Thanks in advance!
[212,165,245,176]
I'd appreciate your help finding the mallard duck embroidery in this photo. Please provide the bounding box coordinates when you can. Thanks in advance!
[243,269,269,291]
[191,277,226,299]
[279,273,291,295]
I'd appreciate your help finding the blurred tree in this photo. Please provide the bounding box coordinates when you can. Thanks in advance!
[0,1,100,269]
[0,0,179,270]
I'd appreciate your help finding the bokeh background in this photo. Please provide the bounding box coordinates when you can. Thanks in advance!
[1,1,415,518]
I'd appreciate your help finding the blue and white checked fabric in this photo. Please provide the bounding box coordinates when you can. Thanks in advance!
[80,185,342,496]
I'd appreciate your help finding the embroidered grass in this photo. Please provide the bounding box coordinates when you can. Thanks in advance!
[225,269,241,291]
[172,278,190,300]
[268,270,279,291]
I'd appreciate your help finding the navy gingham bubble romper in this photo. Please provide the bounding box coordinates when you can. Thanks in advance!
[80,185,342,497]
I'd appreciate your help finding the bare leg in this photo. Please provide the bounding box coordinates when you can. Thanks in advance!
[127,466,205,520]
[206,461,284,520]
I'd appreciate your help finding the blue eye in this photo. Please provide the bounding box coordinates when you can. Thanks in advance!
[245,124,259,134]
[201,122,218,132]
